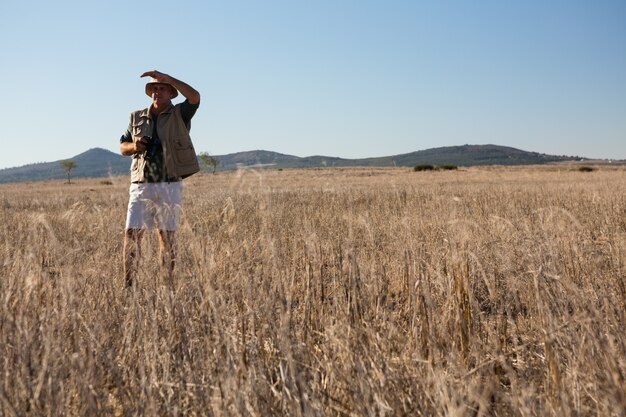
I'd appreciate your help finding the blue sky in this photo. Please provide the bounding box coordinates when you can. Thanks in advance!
[1,0,624,169]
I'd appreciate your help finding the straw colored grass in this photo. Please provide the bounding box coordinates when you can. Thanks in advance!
[1,165,625,416]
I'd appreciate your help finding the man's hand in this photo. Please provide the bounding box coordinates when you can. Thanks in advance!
[120,140,147,156]
[140,70,201,105]
[135,138,149,153]
[140,70,171,83]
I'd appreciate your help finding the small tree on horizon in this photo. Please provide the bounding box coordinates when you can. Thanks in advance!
[198,152,219,174]
[61,160,77,183]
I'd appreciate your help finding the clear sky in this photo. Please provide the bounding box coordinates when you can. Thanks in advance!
[1,0,625,169]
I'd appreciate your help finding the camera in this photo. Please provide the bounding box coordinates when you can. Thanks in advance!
[140,136,157,161]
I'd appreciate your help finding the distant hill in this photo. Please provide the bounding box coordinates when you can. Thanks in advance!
[0,148,129,183]
[359,144,582,167]
[0,145,587,183]
[214,144,583,169]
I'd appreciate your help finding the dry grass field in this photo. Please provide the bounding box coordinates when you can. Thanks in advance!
[1,165,625,416]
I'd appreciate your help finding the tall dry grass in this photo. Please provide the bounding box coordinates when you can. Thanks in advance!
[0,165,625,416]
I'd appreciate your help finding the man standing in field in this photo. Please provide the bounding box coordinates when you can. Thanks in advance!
[120,70,200,287]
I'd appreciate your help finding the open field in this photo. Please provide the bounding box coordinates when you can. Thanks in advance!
[1,165,625,416]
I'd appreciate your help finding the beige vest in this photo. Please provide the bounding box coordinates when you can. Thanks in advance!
[129,103,200,183]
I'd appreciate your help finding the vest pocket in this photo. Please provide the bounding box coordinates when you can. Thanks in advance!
[172,136,197,165]
[132,119,151,140]
[130,157,146,182]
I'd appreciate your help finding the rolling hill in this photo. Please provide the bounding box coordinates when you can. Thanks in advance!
[0,148,130,183]
[186,145,585,170]
[0,145,586,183]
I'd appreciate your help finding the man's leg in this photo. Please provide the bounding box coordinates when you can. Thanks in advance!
[154,182,181,282]
[123,229,144,287]
[157,230,176,281]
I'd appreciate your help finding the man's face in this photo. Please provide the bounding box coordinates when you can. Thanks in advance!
[150,83,174,106]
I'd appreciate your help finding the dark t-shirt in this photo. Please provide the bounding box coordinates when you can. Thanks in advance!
[120,99,199,182]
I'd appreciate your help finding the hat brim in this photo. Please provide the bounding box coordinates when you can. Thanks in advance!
[145,82,179,99]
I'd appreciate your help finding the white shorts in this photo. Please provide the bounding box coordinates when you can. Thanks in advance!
[125,182,183,231]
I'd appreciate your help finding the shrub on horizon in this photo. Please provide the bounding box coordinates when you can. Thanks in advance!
[414,164,458,171]
[438,164,458,170]
[414,164,435,171]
